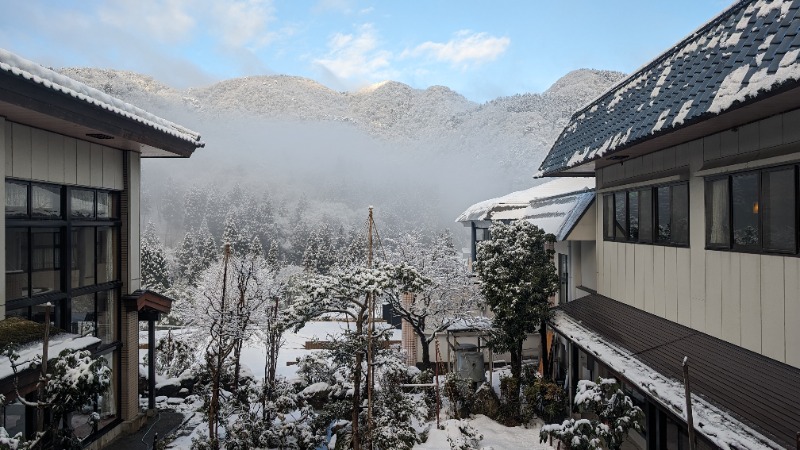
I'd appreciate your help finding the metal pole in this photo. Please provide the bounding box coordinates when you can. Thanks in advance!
[682,356,696,450]
[38,303,52,435]
[149,316,157,410]
[367,207,374,450]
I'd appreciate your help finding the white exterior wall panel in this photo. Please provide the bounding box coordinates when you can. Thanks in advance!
[594,109,800,369]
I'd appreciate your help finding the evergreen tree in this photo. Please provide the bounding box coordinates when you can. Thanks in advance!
[141,222,170,292]
[474,221,558,384]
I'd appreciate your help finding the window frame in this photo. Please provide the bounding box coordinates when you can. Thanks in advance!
[705,164,800,255]
[5,180,122,338]
[602,182,689,247]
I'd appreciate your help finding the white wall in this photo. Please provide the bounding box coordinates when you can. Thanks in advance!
[6,122,124,190]
[596,109,800,368]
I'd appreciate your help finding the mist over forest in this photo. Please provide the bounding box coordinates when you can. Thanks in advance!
[61,67,625,259]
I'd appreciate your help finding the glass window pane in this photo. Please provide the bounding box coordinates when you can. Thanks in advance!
[97,192,117,219]
[31,184,61,218]
[603,195,614,239]
[71,293,96,337]
[6,181,28,217]
[763,168,795,252]
[732,172,760,247]
[6,228,28,300]
[657,186,671,242]
[672,184,689,245]
[628,191,639,241]
[30,228,60,294]
[614,192,627,239]
[97,290,116,344]
[2,401,26,440]
[97,352,117,425]
[72,227,95,287]
[97,227,117,283]
[70,189,95,219]
[639,189,653,242]
[706,178,730,247]
[31,303,56,326]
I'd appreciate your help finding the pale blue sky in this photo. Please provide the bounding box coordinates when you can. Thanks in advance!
[0,0,731,102]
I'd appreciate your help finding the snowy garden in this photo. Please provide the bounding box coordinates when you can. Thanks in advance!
[2,204,645,450]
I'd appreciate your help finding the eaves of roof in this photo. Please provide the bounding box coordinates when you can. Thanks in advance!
[0,49,204,157]
[539,0,800,177]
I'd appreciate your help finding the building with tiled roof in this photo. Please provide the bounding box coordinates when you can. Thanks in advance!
[0,49,203,448]
[538,1,800,448]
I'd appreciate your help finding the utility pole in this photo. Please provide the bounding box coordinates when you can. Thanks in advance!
[366,206,375,450]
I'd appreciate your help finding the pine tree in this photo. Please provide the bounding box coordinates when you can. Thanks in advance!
[141,222,170,292]
[474,221,558,384]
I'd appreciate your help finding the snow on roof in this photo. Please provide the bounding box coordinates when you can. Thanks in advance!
[521,190,595,240]
[0,48,203,146]
[0,332,101,381]
[446,316,493,332]
[551,311,782,449]
[455,177,595,223]
[539,0,800,176]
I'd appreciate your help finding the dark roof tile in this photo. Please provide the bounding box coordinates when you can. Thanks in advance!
[539,0,800,176]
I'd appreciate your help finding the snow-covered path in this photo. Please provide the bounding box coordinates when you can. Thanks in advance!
[415,415,555,450]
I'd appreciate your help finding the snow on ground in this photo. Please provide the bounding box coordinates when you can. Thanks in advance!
[415,415,554,450]
[141,322,547,450]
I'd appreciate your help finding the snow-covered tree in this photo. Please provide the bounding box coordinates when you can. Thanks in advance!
[385,230,481,369]
[173,223,218,287]
[141,221,170,292]
[540,378,644,450]
[294,263,429,450]
[174,241,269,446]
[1,347,111,449]
[474,220,558,383]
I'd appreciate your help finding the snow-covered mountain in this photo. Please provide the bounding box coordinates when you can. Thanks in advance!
[60,68,624,179]
[59,67,624,242]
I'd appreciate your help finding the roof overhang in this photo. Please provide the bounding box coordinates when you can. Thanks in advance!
[0,69,202,157]
[552,294,797,449]
[545,82,800,177]
[123,289,175,321]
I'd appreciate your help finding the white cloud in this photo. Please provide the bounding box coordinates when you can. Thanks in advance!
[98,0,196,43]
[402,30,510,67]
[211,0,276,49]
[313,24,394,83]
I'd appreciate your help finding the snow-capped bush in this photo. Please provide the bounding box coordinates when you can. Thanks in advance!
[539,378,644,450]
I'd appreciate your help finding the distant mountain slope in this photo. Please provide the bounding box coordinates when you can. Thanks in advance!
[60,68,624,181]
[59,66,625,244]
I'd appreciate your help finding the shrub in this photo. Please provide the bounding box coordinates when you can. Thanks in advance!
[522,377,568,423]
[442,373,473,419]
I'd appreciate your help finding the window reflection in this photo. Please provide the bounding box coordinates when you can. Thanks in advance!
[71,189,95,219]
[31,184,61,218]
[72,228,95,288]
[6,181,28,217]
[732,172,760,247]
[30,228,60,294]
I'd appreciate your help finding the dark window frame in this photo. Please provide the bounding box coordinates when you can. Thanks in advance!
[5,179,122,336]
[602,182,689,247]
[705,164,800,255]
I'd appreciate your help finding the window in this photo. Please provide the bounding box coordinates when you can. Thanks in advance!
[639,189,653,243]
[706,178,730,248]
[706,165,798,254]
[603,183,689,246]
[762,167,795,252]
[614,192,627,239]
[628,191,639,240]
[732,172,760,249]
[5,180,121,332]
[603,194,614,239]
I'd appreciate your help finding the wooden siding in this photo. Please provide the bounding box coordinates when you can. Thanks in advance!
[595,109,800,368]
